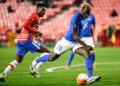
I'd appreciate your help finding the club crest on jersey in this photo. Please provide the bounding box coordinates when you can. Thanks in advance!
[88,18,91,21]
[73,24,77,29]
[31,18,34,22]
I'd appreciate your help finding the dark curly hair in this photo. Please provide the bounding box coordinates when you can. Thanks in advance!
[82,3,92,11]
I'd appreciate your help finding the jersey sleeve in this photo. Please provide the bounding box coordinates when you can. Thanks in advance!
[23,13,39,33]
[91,15,96,26]
[70,12,80,31]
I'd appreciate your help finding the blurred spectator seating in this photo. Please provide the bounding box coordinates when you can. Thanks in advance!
[0,0,120,46]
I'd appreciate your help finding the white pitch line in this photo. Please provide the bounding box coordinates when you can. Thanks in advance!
[46,62,120,72]
[10,67,120,75]
[10,62,120,74]
[48,67,120,72]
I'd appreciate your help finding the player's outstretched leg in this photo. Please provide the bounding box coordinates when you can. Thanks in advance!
[0,60,19,82]
[30,69,40,78]
[75,47,101,84]
[85,52,101,84]
[30,61,44,78]
[30,58,44,78]
[30,53,50,78]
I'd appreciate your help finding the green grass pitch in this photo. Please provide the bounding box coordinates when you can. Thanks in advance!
[0,47,120,86]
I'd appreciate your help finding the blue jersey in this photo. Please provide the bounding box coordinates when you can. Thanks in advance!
[64,12,83,43]
[64,12,96,43]
[82,13,96,37]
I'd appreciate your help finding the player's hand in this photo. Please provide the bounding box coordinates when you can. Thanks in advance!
[35,37,44,43]
[35,31,42,37]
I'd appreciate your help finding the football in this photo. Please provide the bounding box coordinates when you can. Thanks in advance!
[77,73,88,85]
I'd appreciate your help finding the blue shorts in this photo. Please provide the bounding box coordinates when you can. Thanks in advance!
[16,40,44,56]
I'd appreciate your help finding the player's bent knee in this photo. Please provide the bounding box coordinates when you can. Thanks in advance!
[85,53,91,58]
[47,49,51,53]
[82,51,90,57]
[75,47,91,58]
[16,55,24,63]
[48,58,54,62]
[48,56,56,62]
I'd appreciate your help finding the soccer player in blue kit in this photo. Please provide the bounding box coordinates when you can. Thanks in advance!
[65,4,97,70]
[30,3,101,84]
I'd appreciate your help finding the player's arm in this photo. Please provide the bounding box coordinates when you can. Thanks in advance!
[71,13,87,46]
[23,14,38,33]
[93,25,97,39]
[73,30,93,51]
[73,28,87,46]
[35,32,43,43]
[92,15,97,44]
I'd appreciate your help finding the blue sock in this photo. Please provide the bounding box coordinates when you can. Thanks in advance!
[67,51,75,66]
[85,56,93,78]
[91,53,95,64]
[35,53,50,63]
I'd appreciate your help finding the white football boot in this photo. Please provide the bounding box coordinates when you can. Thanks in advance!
[87,75,101,84]
[30,69,40,78]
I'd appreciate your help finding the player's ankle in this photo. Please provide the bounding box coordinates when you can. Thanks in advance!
[65,66,70,70]
[93,64,96,69]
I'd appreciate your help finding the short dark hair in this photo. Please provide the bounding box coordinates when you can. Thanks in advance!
[37,3,46,7]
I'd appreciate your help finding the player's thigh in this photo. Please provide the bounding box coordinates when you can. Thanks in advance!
[72,43,82,53]
[75,47,90,57]
[16,42,28,56]
[83,37,95,49]
[26,40,44,53]
[37,45,50,53]
[54,38,74,55]
[73,43,90,57]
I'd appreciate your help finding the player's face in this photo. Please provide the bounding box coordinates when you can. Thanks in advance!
[81,8,90,18]
[37,6,46,17]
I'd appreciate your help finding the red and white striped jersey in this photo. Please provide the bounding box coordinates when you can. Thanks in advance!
[17,13,40,42]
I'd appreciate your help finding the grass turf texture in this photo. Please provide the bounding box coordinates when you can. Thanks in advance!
[0,47,120,86]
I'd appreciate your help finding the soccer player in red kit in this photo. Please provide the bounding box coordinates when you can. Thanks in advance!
[0,3,50,82]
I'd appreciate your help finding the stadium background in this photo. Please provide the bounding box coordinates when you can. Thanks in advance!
[0,0,120,47]
[0,0,120,86]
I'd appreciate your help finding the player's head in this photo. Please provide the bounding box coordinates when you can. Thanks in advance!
[36,3,46,17]
[81,3,92,18]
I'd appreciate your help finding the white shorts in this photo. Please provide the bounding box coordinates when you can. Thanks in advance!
[80,37,95,48]
[54,38,82,54]
[54,37,95,55]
